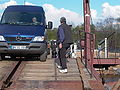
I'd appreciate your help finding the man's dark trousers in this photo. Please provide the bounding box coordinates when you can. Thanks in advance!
[58,43,70,69]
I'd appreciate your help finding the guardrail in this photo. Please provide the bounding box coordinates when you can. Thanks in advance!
[79,30,97,79]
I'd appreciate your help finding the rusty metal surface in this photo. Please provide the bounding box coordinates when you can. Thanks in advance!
[18,59,81,81]
[0,61,15,81]
[8,80,83,90]
[94,58,120,65]
[0,61,20,89]
[0,58,105,90]
[76,57,92,89]
[0,58,83,90]
[76,57,104,89]
[89,80,105,90]
[11,61,27,81]
[112,79,120,90]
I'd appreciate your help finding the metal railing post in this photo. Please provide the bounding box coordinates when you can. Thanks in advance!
[105,38,108,58]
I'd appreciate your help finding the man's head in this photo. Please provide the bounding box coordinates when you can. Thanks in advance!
[60,17,66,23]
[32,17,37,23]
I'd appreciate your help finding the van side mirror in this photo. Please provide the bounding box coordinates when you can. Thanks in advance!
[47,21,53,29]
[69,25,72,27]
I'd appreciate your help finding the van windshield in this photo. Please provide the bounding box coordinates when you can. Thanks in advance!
[1,12,45,25]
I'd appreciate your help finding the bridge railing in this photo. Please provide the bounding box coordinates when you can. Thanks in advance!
[79,30,97,78]
[96,31,120,59]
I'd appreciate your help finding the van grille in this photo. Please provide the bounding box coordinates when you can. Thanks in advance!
[5,37,33,42]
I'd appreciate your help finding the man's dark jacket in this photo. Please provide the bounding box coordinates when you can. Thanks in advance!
[57,23,73,45]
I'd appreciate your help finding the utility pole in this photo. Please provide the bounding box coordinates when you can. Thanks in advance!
[83,0,91,67]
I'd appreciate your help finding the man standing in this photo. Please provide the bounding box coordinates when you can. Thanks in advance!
[57,17,73,73]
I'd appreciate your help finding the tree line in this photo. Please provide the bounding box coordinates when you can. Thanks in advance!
[46,17,120,50]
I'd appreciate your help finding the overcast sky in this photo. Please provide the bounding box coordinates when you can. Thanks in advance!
[0,0,120,27]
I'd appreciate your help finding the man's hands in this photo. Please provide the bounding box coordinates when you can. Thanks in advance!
[59,43,62,49]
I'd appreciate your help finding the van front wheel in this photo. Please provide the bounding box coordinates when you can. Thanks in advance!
[0,54,4,61]
[40,51,47,62]
[0,55,2,61]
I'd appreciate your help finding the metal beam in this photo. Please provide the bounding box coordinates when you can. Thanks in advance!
[83,0,91,67]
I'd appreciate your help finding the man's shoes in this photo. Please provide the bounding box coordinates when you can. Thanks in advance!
[59,69,67,73]
[56,63,62,69]
[57,65,62,69]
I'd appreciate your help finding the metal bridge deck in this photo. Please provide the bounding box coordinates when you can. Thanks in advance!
[0,58,104,90]
[18,58,81,81]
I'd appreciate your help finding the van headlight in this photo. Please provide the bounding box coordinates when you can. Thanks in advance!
[0,35,5,41]
[32,36,44,41]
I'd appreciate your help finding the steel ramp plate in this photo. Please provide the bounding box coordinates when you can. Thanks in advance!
[8,80,83,90]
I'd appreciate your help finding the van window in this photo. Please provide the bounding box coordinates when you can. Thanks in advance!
[1,12,45,25]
